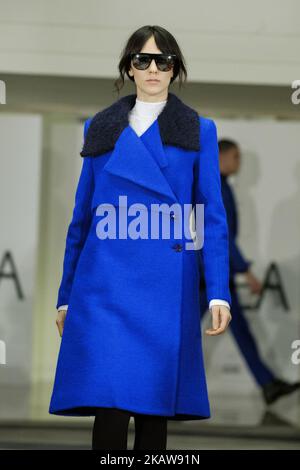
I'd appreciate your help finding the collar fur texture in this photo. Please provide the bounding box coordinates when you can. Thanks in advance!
[80,91,200,157]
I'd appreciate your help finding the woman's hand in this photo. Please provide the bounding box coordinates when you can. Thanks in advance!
[205,305,232,336]
[56,309,67,337]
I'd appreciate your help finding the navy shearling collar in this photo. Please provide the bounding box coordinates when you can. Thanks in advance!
[80,91,200,157]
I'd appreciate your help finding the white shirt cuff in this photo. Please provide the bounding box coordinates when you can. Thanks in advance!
[57,304,68,311]
[209,299,230,310]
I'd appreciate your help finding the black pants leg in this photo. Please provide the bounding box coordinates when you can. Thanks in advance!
[92,407,168,450]
[133,413,168,450]
[92,407,131,450]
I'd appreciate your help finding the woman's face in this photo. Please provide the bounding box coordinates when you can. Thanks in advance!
[128,35,174,100]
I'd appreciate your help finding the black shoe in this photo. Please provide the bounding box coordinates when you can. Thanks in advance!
[262,378,300,405]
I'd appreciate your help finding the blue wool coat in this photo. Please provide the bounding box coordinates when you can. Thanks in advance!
[49,92,232,420]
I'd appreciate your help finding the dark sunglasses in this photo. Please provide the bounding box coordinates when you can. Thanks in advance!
[130,53,177,72]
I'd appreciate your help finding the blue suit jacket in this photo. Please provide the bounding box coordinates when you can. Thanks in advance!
[199,173,251,283]
[220,174,251,276]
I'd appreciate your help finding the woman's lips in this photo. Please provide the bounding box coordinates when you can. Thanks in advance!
[147,80,159,83]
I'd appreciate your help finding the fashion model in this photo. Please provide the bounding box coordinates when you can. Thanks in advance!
[49,25,232,451]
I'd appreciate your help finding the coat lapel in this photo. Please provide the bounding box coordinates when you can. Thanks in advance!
[80,92,200,205]
[139,118,168,169]
[103,121,177,204]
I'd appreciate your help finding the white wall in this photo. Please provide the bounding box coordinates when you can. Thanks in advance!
[0,0,299,85]
[0,114,42,385]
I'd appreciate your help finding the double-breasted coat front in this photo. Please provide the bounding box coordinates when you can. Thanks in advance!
[49,92,232,420]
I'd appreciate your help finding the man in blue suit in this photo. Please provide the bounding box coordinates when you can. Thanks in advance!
[199,138,300,405]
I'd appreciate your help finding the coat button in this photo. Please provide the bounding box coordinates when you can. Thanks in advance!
[172,243,182,252]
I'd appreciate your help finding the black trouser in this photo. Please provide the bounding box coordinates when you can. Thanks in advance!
[92,407,168,450]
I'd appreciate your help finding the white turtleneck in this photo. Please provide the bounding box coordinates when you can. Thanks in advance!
[57,98,230,312]
[128,97,167,136]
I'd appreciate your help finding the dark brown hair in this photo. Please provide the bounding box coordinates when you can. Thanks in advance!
[113,25,188,95]
[218,139,239,153]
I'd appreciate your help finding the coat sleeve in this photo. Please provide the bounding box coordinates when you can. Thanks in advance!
[55,118,94,310]
[194,117,232,307]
